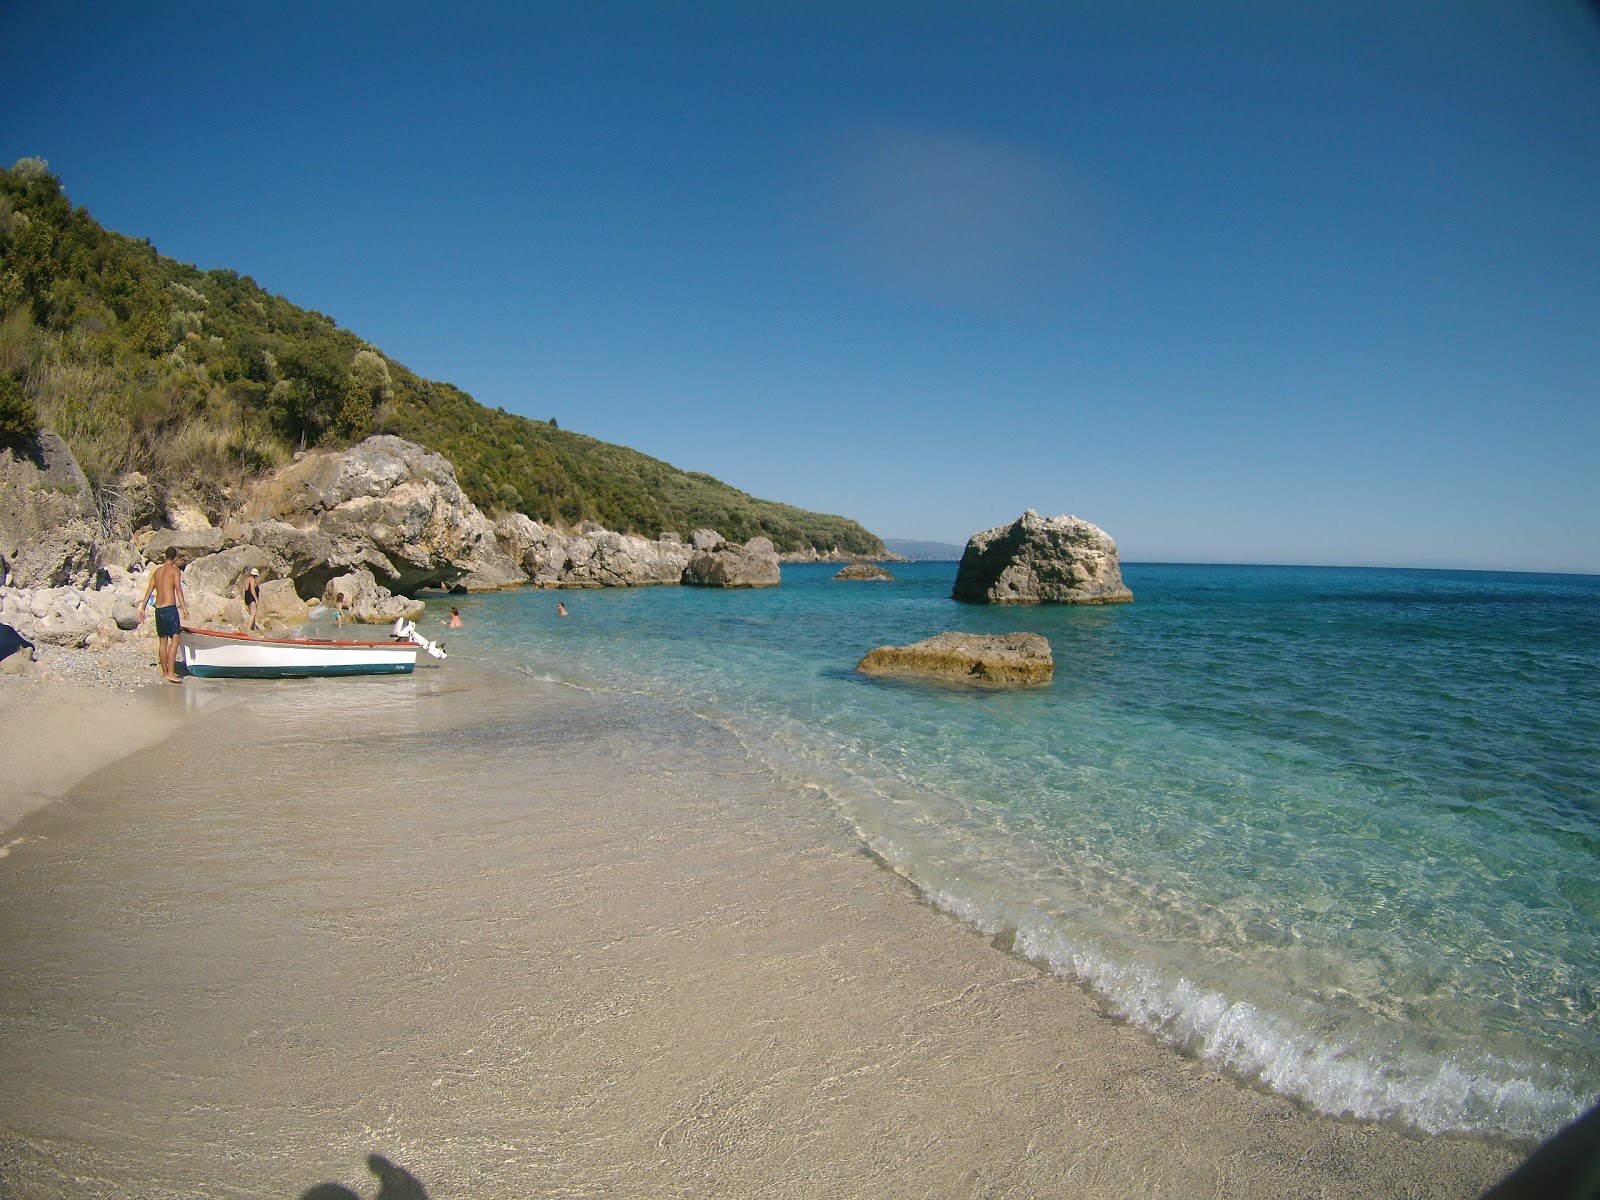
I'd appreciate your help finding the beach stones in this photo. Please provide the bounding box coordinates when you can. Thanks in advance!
[952,510,1133,605]
[834,562,894,581]
[857,631,1054,687]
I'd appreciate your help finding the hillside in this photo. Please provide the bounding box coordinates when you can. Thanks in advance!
[0,160,883,555]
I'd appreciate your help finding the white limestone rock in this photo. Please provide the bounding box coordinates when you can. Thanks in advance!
[952,510,1133,605]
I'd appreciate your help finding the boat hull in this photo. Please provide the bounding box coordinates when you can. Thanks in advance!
[179,627,418,678]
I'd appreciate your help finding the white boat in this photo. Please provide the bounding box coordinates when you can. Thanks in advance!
[179,626,431,678]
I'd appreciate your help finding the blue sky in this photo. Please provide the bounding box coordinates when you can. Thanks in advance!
[4,2,1598,572]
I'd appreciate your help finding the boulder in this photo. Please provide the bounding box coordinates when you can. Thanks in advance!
[116,471,159,533]
[519,526,574,587]
[4,519,100,588]
[561,529,691,588]
[238,519,338,579]
[142,528,226,565]
[857,631,1054,687]
[257,578,312,630]
[323,568,426,624]
[182,545,276,602]
[163,497,214,531]
[448,509,525,591]
[834,562,894,581]
[505,521,694,589]
[952,510,1133,605]
[682,536,781,588]
[494,514,547,564]
[0,433,101,588]
[242,435,491,593]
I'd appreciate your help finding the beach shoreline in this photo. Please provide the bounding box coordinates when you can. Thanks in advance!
[0,635,218,837]
[0,652,1528,1198]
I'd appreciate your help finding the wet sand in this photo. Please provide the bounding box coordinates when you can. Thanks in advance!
[0,663,1524,1198]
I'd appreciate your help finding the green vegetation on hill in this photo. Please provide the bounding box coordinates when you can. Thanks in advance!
[0,160,883,555]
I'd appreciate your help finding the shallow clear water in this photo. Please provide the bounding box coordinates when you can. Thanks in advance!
[437,562,1600,1139]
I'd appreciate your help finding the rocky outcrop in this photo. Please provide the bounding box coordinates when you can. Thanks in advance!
[0,433,103,589]
[857,631,1054,687]
[952,510,1133,605]
[494,515,691,589]
[834,562,894,581]
[682,535,781,588]
[555,528,692,588]
[779,545,852,563]
[242,435,491,594]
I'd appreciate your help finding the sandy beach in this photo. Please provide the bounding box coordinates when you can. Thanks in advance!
[0,657,1527,1199]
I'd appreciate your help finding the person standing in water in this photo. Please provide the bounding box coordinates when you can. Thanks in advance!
[138,547,189,683]
[447,606,462,628]
[557,602,568,617]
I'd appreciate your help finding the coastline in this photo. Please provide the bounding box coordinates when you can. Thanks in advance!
[0,654,1526,1198]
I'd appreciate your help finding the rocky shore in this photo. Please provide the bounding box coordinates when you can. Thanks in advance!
[1,434,785,655]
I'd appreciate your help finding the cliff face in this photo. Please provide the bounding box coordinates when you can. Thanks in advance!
[952,510,1133,605]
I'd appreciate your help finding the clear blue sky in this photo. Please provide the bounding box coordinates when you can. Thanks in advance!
[4,2,1598,572]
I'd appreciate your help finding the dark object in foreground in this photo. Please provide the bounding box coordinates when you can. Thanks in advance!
[1480,1101,1600,1200]
[0,622,36,663]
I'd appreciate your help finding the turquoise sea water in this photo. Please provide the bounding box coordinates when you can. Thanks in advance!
[435,562,1599,1141]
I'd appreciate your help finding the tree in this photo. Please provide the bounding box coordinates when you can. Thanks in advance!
[331,374,373,442]
[272,340,347,447]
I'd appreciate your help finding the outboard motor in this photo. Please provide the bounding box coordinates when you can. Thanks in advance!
[391,617,448,660]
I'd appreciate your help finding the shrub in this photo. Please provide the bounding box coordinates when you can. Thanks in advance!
[0,372,38,452]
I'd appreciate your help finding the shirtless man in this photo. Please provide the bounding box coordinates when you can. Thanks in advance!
[138,547,189,682]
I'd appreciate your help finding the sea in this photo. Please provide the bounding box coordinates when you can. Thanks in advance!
[436,561,1599,1143]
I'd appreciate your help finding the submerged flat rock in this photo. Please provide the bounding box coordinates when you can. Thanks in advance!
[857,631,1053,687]
[834,562,894,581]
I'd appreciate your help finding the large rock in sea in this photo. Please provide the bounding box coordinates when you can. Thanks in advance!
[952,510,1133,605]
[682,535,780,588]
[857,632,1054,687]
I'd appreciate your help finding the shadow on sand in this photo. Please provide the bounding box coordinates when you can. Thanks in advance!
[301,1153,428,1200]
